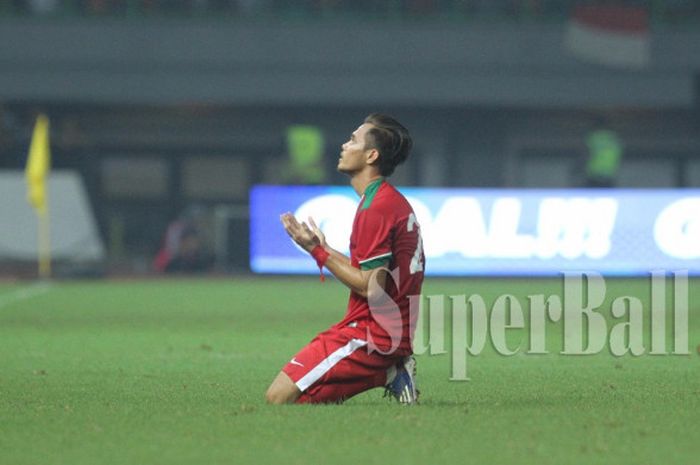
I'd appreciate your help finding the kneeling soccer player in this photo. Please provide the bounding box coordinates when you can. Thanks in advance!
[265,113,425,405]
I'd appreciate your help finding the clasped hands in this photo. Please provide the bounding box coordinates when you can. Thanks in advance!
[280,213,326,252]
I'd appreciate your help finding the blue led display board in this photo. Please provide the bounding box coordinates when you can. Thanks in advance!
[250,186,700,276]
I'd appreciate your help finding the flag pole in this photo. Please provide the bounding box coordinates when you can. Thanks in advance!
[38,202,51,279]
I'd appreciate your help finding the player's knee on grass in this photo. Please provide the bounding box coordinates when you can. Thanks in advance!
[265,372,301,404]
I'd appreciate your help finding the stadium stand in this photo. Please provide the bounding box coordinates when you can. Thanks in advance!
[1,0,699,23]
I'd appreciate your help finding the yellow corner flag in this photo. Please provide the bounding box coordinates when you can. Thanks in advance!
[26,114,51,214]
[25,114,51,279]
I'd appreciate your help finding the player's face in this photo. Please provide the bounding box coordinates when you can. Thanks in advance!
[338,123,373,175]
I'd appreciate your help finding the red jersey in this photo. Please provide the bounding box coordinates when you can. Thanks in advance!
[332,178,425,354]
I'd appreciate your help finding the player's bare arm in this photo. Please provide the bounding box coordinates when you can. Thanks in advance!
[280,213,384,297]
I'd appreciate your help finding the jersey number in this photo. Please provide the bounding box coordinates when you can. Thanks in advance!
[407,213,424,274]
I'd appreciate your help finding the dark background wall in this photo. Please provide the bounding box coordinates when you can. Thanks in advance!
[1,19,698,107]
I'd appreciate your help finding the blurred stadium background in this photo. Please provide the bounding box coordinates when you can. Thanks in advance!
[2,3,700,465]
[1,0,699,278]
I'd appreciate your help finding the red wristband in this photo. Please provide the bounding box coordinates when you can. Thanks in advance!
[310,245,330,282]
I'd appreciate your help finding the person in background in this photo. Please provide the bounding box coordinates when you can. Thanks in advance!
[285,124,326,184]
[153,207,212,273]
[585,118,623,188]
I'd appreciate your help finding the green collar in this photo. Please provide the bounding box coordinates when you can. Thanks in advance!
[361,178,384,210]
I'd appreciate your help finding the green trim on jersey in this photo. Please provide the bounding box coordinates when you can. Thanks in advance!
[360,178,384,210]
[360,255,392,270]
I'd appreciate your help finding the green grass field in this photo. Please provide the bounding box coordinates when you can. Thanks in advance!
[1,276,699,465]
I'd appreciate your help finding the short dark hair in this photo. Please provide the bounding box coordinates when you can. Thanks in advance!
[363,113,413,177]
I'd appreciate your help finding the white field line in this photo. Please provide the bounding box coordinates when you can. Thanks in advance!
[0,282,52,310]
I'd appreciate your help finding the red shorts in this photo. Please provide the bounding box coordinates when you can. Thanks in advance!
[282,326,403,404]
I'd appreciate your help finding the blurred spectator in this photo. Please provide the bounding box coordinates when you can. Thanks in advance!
[153,207,212,273]
[28,0,59,14]
[57,117,87,149]
[82,0,110,15]
[584,118,623,188]
[654,0,700,23]
[236,0,268,16]
[509,0,542,18]
[0,105,19,150]
[284,125,326,184]
[405,0,439,16]
[460,0,508,18]
[5,0,700,22]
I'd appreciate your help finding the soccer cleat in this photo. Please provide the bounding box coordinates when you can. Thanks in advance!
[384,356,419,405]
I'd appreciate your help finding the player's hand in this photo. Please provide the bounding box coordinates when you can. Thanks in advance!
[307,217,327,249]
[280,213,320,252]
